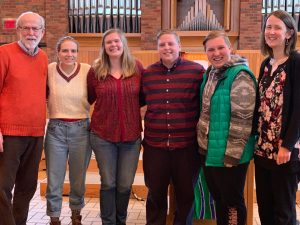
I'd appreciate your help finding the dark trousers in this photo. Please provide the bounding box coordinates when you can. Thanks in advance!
[255,163,298,225]
[0,136,43,225]
[203,163,249,225]
[143,143,201,225]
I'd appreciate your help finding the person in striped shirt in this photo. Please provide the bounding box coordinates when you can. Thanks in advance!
[141,30,205,225]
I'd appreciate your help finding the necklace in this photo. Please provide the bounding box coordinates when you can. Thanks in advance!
[270,56,288,66]
[270,56,288,75]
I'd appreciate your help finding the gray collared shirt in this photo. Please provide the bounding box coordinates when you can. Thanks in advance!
[17,41,39,56]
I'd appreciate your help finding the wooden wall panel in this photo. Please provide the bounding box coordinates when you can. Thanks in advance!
[182,50,264,78]
[76,49,264,78]
[132,51,160,67]
[236,50,265,78]
[77,49,160,67]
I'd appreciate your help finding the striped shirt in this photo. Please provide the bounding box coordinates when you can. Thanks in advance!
[142,58,205,149]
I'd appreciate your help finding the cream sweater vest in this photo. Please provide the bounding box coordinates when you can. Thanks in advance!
[47,62,91,118]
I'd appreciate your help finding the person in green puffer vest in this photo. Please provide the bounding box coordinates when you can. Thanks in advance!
[195,30,257,225]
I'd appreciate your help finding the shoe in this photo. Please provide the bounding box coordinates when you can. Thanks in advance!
[71,215,82,225]
[49,221,61,225]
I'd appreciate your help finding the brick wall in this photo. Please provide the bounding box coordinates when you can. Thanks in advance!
[0,0,45,44]
[239,0,262,50]
[45,0,68,62]
[0,0,263,52]
[141,0,162,50]
[0,0,68,62]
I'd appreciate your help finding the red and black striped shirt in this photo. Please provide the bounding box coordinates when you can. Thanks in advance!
[142,58,205,149]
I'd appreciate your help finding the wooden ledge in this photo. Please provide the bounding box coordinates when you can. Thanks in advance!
[175,31,239,37]
[69,33,141,38]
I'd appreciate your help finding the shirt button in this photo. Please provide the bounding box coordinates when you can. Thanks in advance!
[166,89,169,92]
[167,112,170,115]
[168,124,170,127]
[166,79,170,82]
[166,101,169,103]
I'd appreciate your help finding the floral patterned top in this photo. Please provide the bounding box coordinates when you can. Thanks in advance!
[255,62,287,160]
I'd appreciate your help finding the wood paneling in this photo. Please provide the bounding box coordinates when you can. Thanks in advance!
[236,50,265,78]
[76,49,160,67]
[70,31,239,54]
[132,51,160,67]
[76,49,263,79]
[182,50,264,78]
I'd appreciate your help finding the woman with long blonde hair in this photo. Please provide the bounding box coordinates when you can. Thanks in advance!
[87,28,143,225]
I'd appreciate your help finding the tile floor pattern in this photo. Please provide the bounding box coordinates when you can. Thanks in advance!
[27,183,299,225]
[27,183,146,225]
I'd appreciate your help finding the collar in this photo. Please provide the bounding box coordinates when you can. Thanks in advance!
[17,41,39,56]
[208,65,226,80]
[160,57,181,71]
[56,62,81,82]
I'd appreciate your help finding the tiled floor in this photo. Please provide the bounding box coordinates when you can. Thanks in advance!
[27,185,146,225]
[27,182,299,225]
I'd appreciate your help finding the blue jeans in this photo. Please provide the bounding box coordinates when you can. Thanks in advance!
[45,119,92,217]
[90,132,141,225]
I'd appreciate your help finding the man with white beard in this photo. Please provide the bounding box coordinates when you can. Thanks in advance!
[0,11,48,225]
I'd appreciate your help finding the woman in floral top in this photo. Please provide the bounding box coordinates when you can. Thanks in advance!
[254,10,300,225]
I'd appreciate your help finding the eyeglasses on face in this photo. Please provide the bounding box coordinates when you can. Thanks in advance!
[18,26,43,33]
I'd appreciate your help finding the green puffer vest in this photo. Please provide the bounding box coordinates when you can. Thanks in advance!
[200,64,256,166]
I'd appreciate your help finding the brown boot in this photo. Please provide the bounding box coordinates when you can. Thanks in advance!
[49,217,61,225]
[49,222,61,225]
[71,214,82,225]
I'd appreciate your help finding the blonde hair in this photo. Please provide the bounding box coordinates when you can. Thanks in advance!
[156,30,181,44]
[203,30,231,51]
[93,29,137,80]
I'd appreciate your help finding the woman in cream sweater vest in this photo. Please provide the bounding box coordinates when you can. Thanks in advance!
[45,36,92,225]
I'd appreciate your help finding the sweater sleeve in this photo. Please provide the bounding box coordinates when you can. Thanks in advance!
[281,53,300,150]
[87,67,97,105]
[135,60,145,75]
[0,47,9,133]
[224,71,256,165]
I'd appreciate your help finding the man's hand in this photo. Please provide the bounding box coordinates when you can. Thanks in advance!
[0,132,3,152]
[224,163,233,168]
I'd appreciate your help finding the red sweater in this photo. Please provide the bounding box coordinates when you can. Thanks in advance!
[0,42,48,136]
[87,62,143,142]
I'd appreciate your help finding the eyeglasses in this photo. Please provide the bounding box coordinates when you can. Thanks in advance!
[18,26,43,33]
